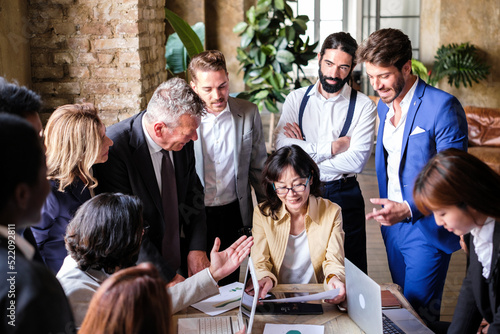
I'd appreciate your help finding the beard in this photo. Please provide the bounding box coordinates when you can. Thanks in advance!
[318,67,351,94]
[378,73,406,104]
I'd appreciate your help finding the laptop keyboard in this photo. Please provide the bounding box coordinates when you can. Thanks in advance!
[383,313,405,334]
[198,316,239,334]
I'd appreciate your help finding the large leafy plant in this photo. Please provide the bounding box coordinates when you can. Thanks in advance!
[428,42,490,88]
[233,0,318,113]
[164,8,205,77]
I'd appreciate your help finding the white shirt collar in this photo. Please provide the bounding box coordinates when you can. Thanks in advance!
[0,225,35,260]
[470,216,495,243]
[313,80,351,102]
[141,115,163,155]
[471,216,496,278]
[202,102,231,121]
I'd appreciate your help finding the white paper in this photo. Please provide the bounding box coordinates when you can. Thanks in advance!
[263,323,324,334]
[260,288,339,303]
[190,282,243,316]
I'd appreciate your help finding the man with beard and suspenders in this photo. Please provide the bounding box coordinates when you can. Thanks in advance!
[275,32,376,273]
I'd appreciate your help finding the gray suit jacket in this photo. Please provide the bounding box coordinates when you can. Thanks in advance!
[194,97,267,227]
[57,256,219,328]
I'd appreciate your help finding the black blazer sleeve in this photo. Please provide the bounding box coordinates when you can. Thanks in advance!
[449,222,500,334]
[1,242,75,334]
[448,262,483,334]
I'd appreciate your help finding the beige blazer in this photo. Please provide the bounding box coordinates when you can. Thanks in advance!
[251,195,345,289]
[194,97,267,227]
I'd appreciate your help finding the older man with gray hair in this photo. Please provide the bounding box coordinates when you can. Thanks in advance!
[94,78,209,285]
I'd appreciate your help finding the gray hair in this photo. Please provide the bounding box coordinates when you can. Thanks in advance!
[144,77,205,127]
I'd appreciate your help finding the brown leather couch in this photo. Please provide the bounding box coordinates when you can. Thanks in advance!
[464,106,500,174]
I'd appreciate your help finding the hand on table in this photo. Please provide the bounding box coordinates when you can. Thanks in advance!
[244,276,273,300]
[365,198,411,226]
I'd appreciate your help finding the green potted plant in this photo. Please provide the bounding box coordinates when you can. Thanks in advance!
[428,42,490,88]
[233,0,318,113]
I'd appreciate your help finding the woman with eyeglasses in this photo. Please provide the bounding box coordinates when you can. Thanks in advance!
[250,145,345,304]
[413,148,500,333]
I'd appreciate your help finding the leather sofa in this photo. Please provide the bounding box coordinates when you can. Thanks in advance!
[464,106,500,174]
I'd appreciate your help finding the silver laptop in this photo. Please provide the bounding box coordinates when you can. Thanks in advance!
[178,257,259,334]
[345,259,434,334]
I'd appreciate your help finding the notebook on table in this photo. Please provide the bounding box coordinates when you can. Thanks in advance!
[177,257,259,334]
[345,259,434,334]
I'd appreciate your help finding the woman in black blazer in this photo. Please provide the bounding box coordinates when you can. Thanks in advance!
[30,103,113,273]
[413,148,500,333]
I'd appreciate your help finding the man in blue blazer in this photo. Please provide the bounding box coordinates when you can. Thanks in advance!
[358,28,468,323]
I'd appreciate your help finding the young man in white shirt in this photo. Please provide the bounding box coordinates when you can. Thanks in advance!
[189,50,267,285]
[275,32,377,274]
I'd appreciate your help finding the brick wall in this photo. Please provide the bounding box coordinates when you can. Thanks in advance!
[29,0,167,125]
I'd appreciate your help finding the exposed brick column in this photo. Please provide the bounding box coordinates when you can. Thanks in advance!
[29,0,167,125]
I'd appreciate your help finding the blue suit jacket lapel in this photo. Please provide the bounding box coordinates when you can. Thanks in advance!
[375,102,389,198]
[399,78,425,162]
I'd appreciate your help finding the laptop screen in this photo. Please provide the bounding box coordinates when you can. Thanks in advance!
[345,258,384,334]
[239,257,259,334]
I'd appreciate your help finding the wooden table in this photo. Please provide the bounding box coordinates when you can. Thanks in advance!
[173,283,423,333]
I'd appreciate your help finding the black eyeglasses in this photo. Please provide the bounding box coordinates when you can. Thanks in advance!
[272,175,311,195]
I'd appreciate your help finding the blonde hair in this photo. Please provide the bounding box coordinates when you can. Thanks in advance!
[44,103,103,191]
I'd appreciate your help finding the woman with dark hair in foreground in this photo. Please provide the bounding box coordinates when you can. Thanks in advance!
[414,148,500,333]
[250,145,345,304]
[57,192,253,328]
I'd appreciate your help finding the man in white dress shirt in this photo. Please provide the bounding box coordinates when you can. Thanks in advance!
[189,50,267,285]
[275,32,376,273]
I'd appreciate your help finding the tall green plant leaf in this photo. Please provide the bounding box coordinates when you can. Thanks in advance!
[165,8,204,58]
[165,33,188,74]
[165,22,205,75]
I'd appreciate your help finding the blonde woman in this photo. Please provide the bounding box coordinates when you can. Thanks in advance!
[31,103,113,273]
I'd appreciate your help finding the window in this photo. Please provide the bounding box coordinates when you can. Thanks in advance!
[291,0,348,78]
[361,0,421,93]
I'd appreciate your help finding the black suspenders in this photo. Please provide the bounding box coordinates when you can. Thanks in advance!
[298,85,358,140]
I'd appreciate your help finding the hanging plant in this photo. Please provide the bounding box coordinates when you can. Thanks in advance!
[233,0,318,113]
